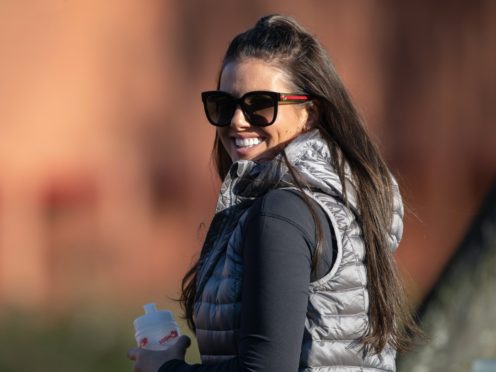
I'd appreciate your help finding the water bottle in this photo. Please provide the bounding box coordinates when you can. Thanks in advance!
[133,303,180,350]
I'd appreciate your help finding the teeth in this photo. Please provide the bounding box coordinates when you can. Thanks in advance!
[235,137,262,148]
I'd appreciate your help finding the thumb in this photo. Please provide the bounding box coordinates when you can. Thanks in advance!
[170,335,191,360]
[175,335,191,350]
[127,347,141,361]
[171,335,191,359]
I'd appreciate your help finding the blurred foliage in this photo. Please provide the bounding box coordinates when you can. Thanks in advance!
[0,305,201,372]
[397,184,496,372]
[0,309,132,372]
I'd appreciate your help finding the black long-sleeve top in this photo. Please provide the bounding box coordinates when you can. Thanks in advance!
[159,189,335,371]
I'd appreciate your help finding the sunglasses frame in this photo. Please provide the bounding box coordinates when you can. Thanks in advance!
[201,90,312,127]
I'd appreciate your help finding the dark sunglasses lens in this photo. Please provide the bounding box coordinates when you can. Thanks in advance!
[243,93,276,126]
[205,94,234,126]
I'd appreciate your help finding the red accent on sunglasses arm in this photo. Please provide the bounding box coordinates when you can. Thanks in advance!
[280,94,310,101]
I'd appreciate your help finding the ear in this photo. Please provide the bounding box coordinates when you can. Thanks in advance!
[303,101,318,130]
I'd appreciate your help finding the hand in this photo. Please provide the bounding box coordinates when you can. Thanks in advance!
[127,335,191,372]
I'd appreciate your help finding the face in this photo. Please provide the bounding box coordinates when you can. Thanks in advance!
[216,59,314,162]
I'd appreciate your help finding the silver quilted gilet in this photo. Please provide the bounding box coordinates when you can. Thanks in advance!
[193,130,403,371]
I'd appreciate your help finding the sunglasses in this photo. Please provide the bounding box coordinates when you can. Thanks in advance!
[201,90,312,127]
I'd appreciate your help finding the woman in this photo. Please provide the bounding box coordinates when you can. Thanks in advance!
[129,14,420,372]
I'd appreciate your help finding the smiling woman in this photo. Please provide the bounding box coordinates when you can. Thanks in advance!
[129,14,421,372]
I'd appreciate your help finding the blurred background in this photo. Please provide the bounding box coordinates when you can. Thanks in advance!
[0,1,495,371]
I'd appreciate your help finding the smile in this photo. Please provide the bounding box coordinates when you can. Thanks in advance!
[234,137,263,148]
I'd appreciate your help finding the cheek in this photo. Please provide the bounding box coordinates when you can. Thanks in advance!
[279,110,306,138]
[281,123,304,139]
[266,125,293,141]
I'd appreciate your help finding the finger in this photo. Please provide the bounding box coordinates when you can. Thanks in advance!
[127,347,140,361]
[175,335,191,349]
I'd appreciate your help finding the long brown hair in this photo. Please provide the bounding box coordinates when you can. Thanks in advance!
[181,14,421,354]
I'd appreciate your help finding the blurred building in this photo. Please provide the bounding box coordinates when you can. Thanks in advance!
[0,0,495,369]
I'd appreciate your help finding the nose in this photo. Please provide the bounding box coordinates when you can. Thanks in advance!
[230,106,251,129]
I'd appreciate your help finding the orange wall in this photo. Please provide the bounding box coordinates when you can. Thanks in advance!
[0,1,494,312]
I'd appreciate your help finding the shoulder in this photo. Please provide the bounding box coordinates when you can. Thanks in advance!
[248,188,309,217]
[245,189,325,239]
[242,189,335,279]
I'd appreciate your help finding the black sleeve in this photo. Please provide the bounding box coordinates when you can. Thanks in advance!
[159,189,334,372]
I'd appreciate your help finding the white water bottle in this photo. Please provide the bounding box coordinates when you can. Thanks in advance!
[133,303,180,350]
